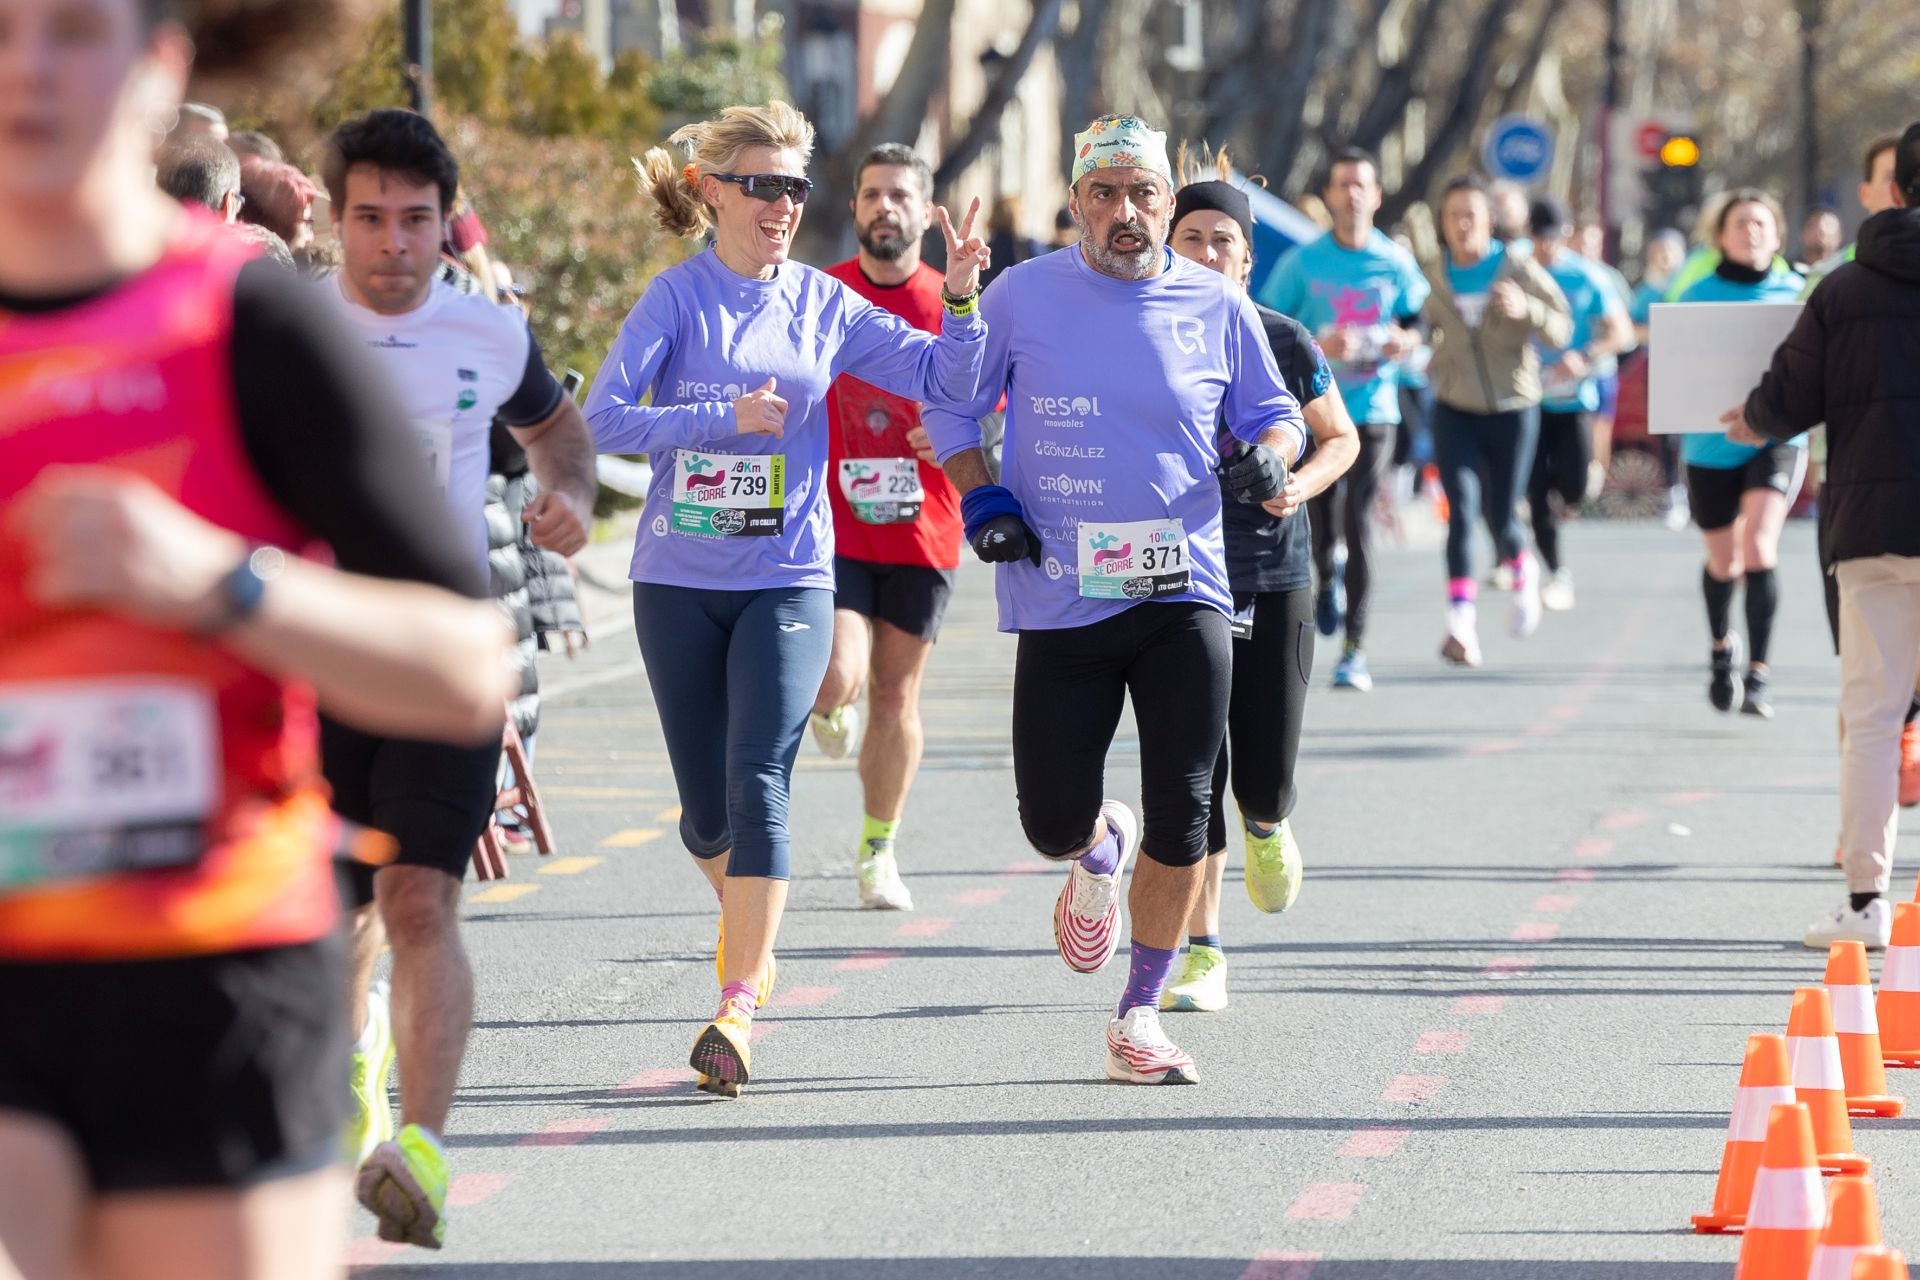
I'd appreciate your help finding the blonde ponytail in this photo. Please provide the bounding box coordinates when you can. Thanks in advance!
[634,102,818,241]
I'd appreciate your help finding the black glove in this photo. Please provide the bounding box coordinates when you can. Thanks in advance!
[1222,440,1288,505]
[971,514,1044,566]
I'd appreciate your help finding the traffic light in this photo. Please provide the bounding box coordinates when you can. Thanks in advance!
[1645,130,1704,231]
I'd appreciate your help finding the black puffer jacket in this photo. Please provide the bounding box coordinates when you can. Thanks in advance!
[1748,205,1920,565]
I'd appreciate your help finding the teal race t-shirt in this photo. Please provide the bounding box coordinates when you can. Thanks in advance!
[1260,229,1428,426]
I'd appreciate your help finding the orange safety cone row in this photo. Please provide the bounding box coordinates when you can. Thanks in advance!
[1808,1175,1885,1280]
[1882,902,1920,1068]
[1788,986,1873,1174]
[1852,1248,1911,1279]
[1826,942,1907,1116]
[1696,1034,1798,1232]
[1735,1102,1829,1280]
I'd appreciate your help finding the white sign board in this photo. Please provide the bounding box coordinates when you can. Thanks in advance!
[1646,302,1803,434]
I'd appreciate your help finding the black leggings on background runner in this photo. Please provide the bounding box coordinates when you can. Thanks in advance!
[1432,402,1540,582]
[1529,408,1591,574]
[1013,602,1232,869]
[1309,423,1395,644]
[1207,587,1314,853]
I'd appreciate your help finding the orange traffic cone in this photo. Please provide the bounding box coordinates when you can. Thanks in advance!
[1735,1102,1828,1280]
[1808,1176,1884,1280]
[1826,942,1906,1116]
[1695,1034,1798,1232]
[1882,902,1920,1068]
[1851,1248,1910,1279]
[1788,986,1873,1174]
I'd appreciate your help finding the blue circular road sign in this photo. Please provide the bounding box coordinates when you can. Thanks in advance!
[1483,116,1555,184]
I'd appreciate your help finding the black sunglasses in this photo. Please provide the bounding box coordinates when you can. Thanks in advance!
[712,173,813,204]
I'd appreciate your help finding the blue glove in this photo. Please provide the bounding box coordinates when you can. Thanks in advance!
[961,485,1044,566]
[1221,440,1288,505]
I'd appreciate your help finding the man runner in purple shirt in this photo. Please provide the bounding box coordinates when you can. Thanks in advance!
[923,115,1307,1084]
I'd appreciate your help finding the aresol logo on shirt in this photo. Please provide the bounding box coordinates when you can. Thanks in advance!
[1036,472,1106,507]
[1027,393,1102,430]
[677,378,747,402]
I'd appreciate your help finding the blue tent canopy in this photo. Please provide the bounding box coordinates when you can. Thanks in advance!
[1238,173,1327,303]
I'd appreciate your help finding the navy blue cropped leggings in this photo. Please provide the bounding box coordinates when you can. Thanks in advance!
[632,583,834,879]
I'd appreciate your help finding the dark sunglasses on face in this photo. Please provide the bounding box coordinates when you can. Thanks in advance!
[713,173,813,204]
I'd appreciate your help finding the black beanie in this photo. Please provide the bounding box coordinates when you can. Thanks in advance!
[1172,180,1253,243]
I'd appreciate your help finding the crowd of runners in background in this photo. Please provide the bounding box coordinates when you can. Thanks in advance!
[4,1,1920,1274]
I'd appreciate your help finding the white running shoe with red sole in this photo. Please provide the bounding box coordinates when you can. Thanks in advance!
[1053,800,1136,974]
[1105,1005,1198,1085]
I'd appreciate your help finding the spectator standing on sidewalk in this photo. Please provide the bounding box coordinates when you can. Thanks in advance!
[1722,122,1920,950]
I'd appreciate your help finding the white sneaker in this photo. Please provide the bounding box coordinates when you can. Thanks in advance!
[1489,564,1515,592]
[1510,555,1542,638]
[1440,603,1482,668]
[1663,485,1692,532]
[1541,569,1576,612]
[856,848,913,911]
[808,705,859,760]
[1053,800,1137,974]
[1105,1005,1199,1084]
[1804,898,1893,950]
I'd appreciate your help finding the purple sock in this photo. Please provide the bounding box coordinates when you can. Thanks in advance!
[718,980,757,1018]
[1078,823,1121,877]
[1117,940,1179,1017]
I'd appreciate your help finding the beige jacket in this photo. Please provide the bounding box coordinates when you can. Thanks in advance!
[1418,244,1573,414]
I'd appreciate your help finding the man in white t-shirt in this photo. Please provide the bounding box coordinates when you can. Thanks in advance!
[317,108,596,1251]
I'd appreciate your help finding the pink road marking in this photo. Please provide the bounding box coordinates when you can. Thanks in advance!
[1663,789,1717,806]
[519,1116,611,1148]
[448,1172,515,1208]
[1238,1251,1323,1279]
[1482,955,1536,977]
[1286,1182,1366,1220]
[1599,810,1647,832]
[952,887,1009,908]
[1381,1075,1446,1103]
[1450,994,1508,1015]
[1531,893,1581,913]
[1001,860,1048,876]
[749,1020,781,1044]
[1415,1030,1470,1054]
[1338,1127,1411,1158]
[1465,738,1521,756]
[769,985,839,1008]
[1526,721,1563,738]
[1510,921,1560,943]
[1573,836,1614,860]
[346,1238,406,1270]
[1556,867,1597,883]
[834,949,905,973]
[1547,704,1580,719]
[895,916,955,938]
[615,1067,695,1093]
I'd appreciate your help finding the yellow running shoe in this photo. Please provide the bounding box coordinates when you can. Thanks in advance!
[356,1123,449,1249]
[714,917,777,1006]
[691,1005,753,1099]
[1244,817,1303,914]
[1159,945,1228,1013]
[343,981,396,1166]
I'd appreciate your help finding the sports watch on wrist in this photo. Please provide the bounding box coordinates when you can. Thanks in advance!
[199,545,287,635]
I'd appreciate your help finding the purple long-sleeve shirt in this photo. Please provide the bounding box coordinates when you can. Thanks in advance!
[586,247,984,590]
[923,247,1305,632]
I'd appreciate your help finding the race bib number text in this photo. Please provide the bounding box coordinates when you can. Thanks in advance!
[671,450,786,538]
[1078,519,1190,600]
[838,458,924,525]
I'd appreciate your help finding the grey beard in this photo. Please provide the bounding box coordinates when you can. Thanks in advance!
[1082,235,1161,280]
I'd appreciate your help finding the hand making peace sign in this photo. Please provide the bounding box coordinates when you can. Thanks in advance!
[937,197,993,298]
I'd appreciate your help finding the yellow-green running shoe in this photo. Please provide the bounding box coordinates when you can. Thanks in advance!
[356,1123,449,1249]
[1159,945,1229,1013]
[1244,817,1303,913]
[714,917,777,1006]
[343,981,396,1166]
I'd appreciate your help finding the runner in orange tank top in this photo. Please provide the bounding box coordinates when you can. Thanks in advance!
[0,4,514,1278]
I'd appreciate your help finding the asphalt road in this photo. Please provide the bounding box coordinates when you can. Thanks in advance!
[348,510,1919,1279]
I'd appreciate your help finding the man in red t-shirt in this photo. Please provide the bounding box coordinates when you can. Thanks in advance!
[809,144,967,912]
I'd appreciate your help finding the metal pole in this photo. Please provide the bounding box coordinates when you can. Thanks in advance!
[1798,0,1820,224]
[1599,0,1624,262]
[404,0,432,117]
